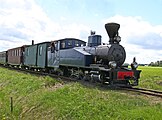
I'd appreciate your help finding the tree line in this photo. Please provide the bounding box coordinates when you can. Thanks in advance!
[149,60,162,67]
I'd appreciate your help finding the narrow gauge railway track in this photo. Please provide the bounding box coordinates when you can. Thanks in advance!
[0,65,113,92]
[1,65,162,98]
[0,65,82,83]
[0,65,113,89]
[121,87,162,98]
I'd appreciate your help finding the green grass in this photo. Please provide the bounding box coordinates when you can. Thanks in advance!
[0,66,162,119]
[138,66,162,90]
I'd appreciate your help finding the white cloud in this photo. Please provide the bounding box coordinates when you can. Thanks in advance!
[0,0,55,47]
[102,15,162,63]
[0,0,90,50]
[55,23,90,40]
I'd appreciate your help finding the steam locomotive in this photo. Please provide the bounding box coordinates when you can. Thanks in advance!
[0,23,141,86]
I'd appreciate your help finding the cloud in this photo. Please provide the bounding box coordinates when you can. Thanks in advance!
[102,15,162,50]
[55,23,90,40]
[0,27,28,40]
[0,0,54,46]
[130,32,162,50]
[102,15,162,63]
[0,0,90,50]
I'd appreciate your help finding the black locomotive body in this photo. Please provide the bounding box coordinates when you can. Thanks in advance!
[47,23,141,86]
[0,22,141,86]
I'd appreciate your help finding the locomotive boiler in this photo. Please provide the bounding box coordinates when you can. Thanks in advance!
[84,23,126,67]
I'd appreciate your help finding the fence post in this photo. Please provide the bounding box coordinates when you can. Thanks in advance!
[10,97,13,113]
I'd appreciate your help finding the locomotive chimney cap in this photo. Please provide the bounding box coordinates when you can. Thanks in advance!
[105,23,120,39]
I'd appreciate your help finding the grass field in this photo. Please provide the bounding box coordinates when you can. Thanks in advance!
[138,66,162,90]
[0,66,162,119]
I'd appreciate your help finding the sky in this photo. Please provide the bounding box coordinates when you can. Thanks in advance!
[0,0,162,64]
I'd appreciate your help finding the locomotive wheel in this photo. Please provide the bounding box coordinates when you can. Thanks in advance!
[100,71,108,84]
[90,76,95,83]
[83,74,91,81]
[58,67,69,77]
[56,69,64,76]
[70,68,84,80]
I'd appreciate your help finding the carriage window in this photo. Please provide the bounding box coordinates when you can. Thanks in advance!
[19,49,21,56]
[39,46,43,56]
[26,48,29,56]
[12,51,14,56]
[15,50,17,56]
[17,49,18,56]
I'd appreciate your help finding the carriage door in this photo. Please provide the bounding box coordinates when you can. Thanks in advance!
[54,41,60,67]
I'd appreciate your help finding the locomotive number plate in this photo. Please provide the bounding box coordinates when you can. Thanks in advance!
[117,71,134,80]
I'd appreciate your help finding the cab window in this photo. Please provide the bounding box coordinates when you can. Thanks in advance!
[75,41,79,47]
[67,40,72,47]
[61,41,66,49]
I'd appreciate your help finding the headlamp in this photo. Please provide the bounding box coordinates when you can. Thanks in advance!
[114,36,121,43]
[109,61,117,69]
[131,62,138,69]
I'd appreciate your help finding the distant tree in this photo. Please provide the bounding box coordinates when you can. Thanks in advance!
[159,60,162,67]
[149,62,155,66]
[149,60,162,67]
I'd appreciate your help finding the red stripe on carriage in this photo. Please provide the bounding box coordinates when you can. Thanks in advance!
[117,71,134,80]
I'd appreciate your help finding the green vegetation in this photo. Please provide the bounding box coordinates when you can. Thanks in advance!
[138,66,162,90]
[0,67,162,119]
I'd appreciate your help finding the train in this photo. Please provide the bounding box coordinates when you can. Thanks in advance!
[0,23,141,86]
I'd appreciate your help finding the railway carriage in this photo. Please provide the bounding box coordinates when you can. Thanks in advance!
[0,51,7,65]
[7,46,26,67]
[24,42,51,70]
[24,44,37,67]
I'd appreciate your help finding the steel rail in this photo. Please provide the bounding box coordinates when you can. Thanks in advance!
[0,65,78,82]
[122,87,162,98]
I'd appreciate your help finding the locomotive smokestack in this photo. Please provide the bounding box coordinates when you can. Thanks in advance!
[105,23,120,44]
